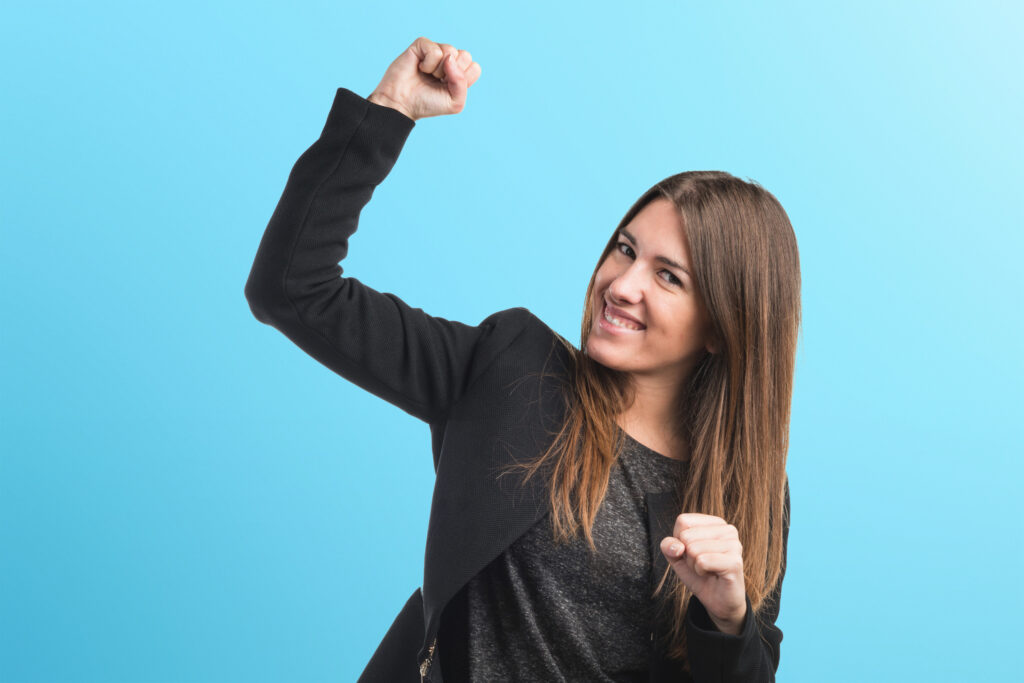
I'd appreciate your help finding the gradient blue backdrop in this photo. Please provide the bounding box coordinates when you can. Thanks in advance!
[2,1,1021,681]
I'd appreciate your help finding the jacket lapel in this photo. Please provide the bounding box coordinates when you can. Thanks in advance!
[645,489,694,682]
[646,489,680,587]
[420,377,564,649]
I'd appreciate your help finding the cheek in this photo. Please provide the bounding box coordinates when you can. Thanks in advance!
[680,312,710,346]
[597,259,624,286]
[655,303,702,338]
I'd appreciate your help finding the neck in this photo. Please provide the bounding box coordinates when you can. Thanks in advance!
[616,373,690,460]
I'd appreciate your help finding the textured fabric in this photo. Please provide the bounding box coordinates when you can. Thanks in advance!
[463,432,688,682]
[244,86,790,683]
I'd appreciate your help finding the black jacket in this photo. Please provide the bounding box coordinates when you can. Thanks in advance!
[244,87,789,682]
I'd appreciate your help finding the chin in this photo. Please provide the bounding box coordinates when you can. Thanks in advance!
[584,337,622,370]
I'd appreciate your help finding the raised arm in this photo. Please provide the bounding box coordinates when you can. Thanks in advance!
[244,39,516,426]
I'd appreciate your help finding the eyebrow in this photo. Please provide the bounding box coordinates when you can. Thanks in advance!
[618,228,692,278]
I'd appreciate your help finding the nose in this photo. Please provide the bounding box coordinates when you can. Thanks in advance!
[606,261,645,305]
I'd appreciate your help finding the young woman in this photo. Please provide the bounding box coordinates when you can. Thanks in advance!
[245,37,799,683]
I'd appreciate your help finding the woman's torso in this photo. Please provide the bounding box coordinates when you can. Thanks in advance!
[444,431,689,682]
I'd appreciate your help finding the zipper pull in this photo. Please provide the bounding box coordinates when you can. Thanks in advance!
[419,636,437,682]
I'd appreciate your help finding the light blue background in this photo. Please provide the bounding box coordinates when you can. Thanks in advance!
[2,1,1021,681]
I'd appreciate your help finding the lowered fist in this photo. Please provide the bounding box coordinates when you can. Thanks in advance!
[660,513,749,635]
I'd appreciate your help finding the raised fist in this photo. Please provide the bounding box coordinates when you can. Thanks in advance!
[367,37,482,121]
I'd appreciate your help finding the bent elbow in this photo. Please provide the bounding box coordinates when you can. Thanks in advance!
[244,270,287,324]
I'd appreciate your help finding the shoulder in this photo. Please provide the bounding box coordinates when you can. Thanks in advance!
[452,307,577,423]
[480,306,576,363]
[464,307,577,395]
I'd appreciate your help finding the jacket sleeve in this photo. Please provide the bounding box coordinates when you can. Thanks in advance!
[244,87,526,425]
[683,478,790,682]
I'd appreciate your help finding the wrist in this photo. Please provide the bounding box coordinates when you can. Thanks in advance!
[709,615,743,636]
[708,606,747,636]
[367,91,415,121]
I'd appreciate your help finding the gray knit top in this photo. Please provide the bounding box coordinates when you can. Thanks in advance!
[462,431,689,682]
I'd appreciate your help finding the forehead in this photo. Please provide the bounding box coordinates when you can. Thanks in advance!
[623,198,690,254]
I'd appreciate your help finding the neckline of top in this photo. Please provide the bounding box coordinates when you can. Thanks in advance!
[619,429,690,465]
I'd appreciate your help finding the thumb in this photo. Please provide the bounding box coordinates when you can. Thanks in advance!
[660,537,699,588]
[444,53,468,106]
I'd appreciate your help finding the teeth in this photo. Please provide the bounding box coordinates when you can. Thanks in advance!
[604,304,643,330]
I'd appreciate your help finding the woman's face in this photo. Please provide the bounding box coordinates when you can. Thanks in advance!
[586,198,714,388]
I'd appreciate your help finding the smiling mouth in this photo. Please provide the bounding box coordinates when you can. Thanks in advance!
[602,302,645,331]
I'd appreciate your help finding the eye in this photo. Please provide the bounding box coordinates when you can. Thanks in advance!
[615,241,684,288]
[661,271,683,287]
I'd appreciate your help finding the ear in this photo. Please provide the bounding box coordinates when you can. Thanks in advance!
[700,309,718,355]
[703,325,719,355]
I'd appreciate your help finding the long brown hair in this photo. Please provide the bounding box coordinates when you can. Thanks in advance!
[505,171,801,665]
